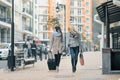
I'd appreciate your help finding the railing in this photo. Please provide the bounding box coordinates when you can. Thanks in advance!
[0,18,11,24]
[23,8,32,15]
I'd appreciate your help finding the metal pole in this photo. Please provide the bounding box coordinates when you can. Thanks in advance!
[105,3,110,48]
[11,0,15,71]
[94,14,104,51]
[64,5,66,53]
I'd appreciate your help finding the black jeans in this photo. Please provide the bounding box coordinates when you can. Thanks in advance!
[54,53,61,67]
[32,50,37,61]
[39,51,42,61]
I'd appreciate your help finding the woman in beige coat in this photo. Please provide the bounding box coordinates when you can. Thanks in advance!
[49,26,63,72]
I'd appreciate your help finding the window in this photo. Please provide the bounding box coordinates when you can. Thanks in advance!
[42,16,48,22]
[0,6,6,18]
[35,14,37,19]
[86,26,89,30]
[38,16,41,22]
[43,25,48,30]
[43,9,48,14]
[78,25,82,32]
[78,1,81,7]
[86,33,90,39]
[70,0,74,6]
[35,0,37,4]
[43,33,48,39]
[78,9,81,15]
[86,10,89,14]
[78,18,81,23]
[1,29,5,42]
[86,18,90,22]
[70,9,74,15]
[86,2,90,6]
[70,16,74,23]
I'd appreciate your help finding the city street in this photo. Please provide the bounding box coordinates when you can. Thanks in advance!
[0,51,119,80]
[0,0,120,80]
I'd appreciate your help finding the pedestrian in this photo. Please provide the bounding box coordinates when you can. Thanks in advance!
[23,41,28,59]
[68,26,81,73]
[44,47,48,60]
[38,46,42,61]
[27,41,32,58]
[49,26,63,72]
[31,40,37,61]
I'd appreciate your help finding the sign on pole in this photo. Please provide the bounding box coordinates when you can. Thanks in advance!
[113,0,120,6]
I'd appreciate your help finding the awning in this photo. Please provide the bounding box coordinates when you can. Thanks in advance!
[96,1,120,23]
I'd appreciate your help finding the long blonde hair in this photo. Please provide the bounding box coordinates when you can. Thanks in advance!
[68,25,79,34]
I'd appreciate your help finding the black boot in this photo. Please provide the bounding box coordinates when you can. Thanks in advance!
[72,66,76,73]
[74,66,76,72]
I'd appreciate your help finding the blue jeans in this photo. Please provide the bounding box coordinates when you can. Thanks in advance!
[24,48,28,59]
[70,46,79,70]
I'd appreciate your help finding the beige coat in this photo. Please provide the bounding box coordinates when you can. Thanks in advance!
[49,32,63,54]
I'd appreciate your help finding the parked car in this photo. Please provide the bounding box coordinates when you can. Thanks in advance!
[0,42,25,60]
[0,43,10,59]
[14,41,25,50]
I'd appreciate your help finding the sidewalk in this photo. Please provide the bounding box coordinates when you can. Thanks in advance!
[0,51,120,80]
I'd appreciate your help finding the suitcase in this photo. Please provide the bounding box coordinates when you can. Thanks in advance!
[47,51,56,70]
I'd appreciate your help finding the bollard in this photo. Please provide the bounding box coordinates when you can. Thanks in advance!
[7,50,15,70]
[7,50,11,69]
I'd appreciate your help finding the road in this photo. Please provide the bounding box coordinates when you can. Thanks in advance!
[0,60,7,69]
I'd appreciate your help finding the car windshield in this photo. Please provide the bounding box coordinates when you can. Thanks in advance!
[14,42,24,49]
[0,44,9,49]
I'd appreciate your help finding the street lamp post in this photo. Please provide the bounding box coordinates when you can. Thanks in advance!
[56,3,59,13]
[63,5,66,53]
[11,0,15,71]
[56,3,66,53]
[105,0,110,48]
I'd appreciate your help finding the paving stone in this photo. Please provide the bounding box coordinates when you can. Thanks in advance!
[79,78,103,80]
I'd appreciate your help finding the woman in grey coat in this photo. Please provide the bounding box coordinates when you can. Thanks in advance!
[49,26,63,72]
[68,26,81,73]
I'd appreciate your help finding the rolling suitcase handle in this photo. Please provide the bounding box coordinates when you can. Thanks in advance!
[48,51,54,59]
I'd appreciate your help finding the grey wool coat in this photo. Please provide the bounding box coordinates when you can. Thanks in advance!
[49,32,64,54]
[68,32,82,50]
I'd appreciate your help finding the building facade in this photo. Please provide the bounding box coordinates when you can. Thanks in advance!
[37,0,92,50]
[38,0,58,45]
[0,0,38,43]
[69,0,92,41]
[65,0,92,50]
[0,0,12,43]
